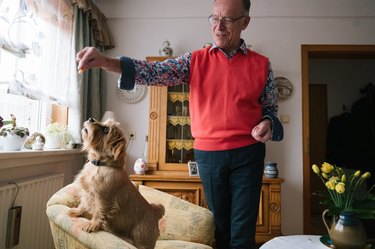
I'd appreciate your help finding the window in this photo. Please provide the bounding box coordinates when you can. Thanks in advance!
[0,0,74,138]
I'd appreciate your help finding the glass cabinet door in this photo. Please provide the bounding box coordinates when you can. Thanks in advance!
[165,84,195,164]
[146,56,194,172]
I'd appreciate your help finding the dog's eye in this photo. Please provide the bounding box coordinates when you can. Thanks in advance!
[84,128,88,134]
[103,127,109,134]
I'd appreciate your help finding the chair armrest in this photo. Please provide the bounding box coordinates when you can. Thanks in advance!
[138,185,215,247]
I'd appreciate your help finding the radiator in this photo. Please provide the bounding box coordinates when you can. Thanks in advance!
[0,174,64,249]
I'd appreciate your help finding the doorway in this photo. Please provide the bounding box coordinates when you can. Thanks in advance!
[302,45,375,236]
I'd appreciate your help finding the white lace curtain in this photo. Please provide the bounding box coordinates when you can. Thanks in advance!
[0,0,114,140]
[0,0,75,105]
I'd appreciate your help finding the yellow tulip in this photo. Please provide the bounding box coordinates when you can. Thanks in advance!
[335,182,345,194]
[312,164,320,174]
[362,172,371,179]
[354,170,361,177]
[322,173,329,179]
[341,174,346,183]
[329,176,340,183]
[326,180,336,190]
[321,162,334,174]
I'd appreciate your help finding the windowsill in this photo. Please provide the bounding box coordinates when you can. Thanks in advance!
[0,148,84,170]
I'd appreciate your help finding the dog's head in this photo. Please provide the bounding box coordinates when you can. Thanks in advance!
[82,118,126,168]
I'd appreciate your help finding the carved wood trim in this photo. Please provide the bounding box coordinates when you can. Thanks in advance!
[269,183,282,234]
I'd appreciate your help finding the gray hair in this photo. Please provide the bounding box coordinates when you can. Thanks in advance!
[213,0,251,15]
[243,0,251,15]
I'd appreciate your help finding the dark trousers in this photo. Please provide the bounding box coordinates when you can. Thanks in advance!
[195,143,265,249]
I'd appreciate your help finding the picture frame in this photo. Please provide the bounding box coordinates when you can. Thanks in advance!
[188,161,199,176]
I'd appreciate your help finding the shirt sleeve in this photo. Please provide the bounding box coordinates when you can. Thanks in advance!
[260,61,284,141]
[117,53,192,90]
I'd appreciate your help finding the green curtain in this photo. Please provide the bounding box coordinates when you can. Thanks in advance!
[68,1,114,141]
[75,6,105,122]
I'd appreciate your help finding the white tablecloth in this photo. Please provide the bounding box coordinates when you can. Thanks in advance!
[260,235,328,249]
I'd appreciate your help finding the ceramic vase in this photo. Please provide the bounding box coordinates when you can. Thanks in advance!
[2,134,27,151]
[264,162,279,178]
[322,209,367,249]
[44,134,62,149]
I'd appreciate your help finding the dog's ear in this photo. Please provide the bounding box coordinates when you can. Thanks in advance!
[107,126,126,160]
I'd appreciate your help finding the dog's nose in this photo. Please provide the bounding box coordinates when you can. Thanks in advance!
[88,117,95,122]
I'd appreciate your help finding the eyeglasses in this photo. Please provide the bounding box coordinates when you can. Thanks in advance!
[208,14,245,27]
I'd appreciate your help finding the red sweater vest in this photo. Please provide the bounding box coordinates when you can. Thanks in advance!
[189,48,269,151]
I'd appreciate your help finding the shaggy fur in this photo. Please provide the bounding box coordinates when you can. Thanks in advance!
[68,118,165,249]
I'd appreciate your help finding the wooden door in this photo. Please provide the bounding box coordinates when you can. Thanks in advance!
[308,84,328,234]
[302,44,375,236]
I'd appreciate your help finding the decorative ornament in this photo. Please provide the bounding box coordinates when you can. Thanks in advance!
[264,162,279,178]
[274,76,293,100]
[203,42,212,48]
[134,158,147,175]
[117,84,146,104]
[23,132,45,150]
[32,135,45,150]
[159,39,173,57]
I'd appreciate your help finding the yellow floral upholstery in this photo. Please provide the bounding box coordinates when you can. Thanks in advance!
[46,183,214,249]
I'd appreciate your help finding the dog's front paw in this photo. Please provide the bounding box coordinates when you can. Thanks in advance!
[68,207,84,217]
[80,220,101,232]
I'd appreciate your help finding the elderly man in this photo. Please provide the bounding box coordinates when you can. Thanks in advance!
[76,0,283,248]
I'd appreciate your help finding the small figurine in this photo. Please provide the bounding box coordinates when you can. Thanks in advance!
[32,135,45,150]
[134,158,147,175]
[159,40,173,57]
[203,42,212,48]
[23,132,45,150]
[64,140,74,149]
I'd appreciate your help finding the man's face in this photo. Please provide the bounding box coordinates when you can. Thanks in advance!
[211,0,250,53]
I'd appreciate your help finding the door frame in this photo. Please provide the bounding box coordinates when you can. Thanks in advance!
[302,44,375,233]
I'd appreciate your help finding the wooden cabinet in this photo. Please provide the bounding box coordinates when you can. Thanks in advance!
[129,56,284,243]
[146,56,194,172]
[256,177,284,243]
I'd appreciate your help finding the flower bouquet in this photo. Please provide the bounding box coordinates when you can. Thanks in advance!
[44,122,74,149]
[311,162,375,219]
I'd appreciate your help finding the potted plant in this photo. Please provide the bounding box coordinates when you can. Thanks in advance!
[44,122,74,149]
[0,114,30,151]
[312,162,375,248]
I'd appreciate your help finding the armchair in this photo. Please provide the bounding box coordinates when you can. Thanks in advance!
[46,183,215,249]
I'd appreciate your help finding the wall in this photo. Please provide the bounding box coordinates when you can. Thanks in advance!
[94,0,375,235]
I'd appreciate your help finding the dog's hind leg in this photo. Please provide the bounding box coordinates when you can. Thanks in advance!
[131,223,158,249]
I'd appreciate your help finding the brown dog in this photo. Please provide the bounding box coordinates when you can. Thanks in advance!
[68,118,164,249]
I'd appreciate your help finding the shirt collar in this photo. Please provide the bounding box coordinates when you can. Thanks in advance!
[209,39,248,58]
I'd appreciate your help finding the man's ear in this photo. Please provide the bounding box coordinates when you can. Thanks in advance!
[242,16,251,30]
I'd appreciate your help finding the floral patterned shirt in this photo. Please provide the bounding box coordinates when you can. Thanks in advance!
[118,40,283,140]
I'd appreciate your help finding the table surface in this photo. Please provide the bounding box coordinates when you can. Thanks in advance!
[260,235,328,249]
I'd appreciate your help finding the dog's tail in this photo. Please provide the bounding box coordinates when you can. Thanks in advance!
[151,203,165,219]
